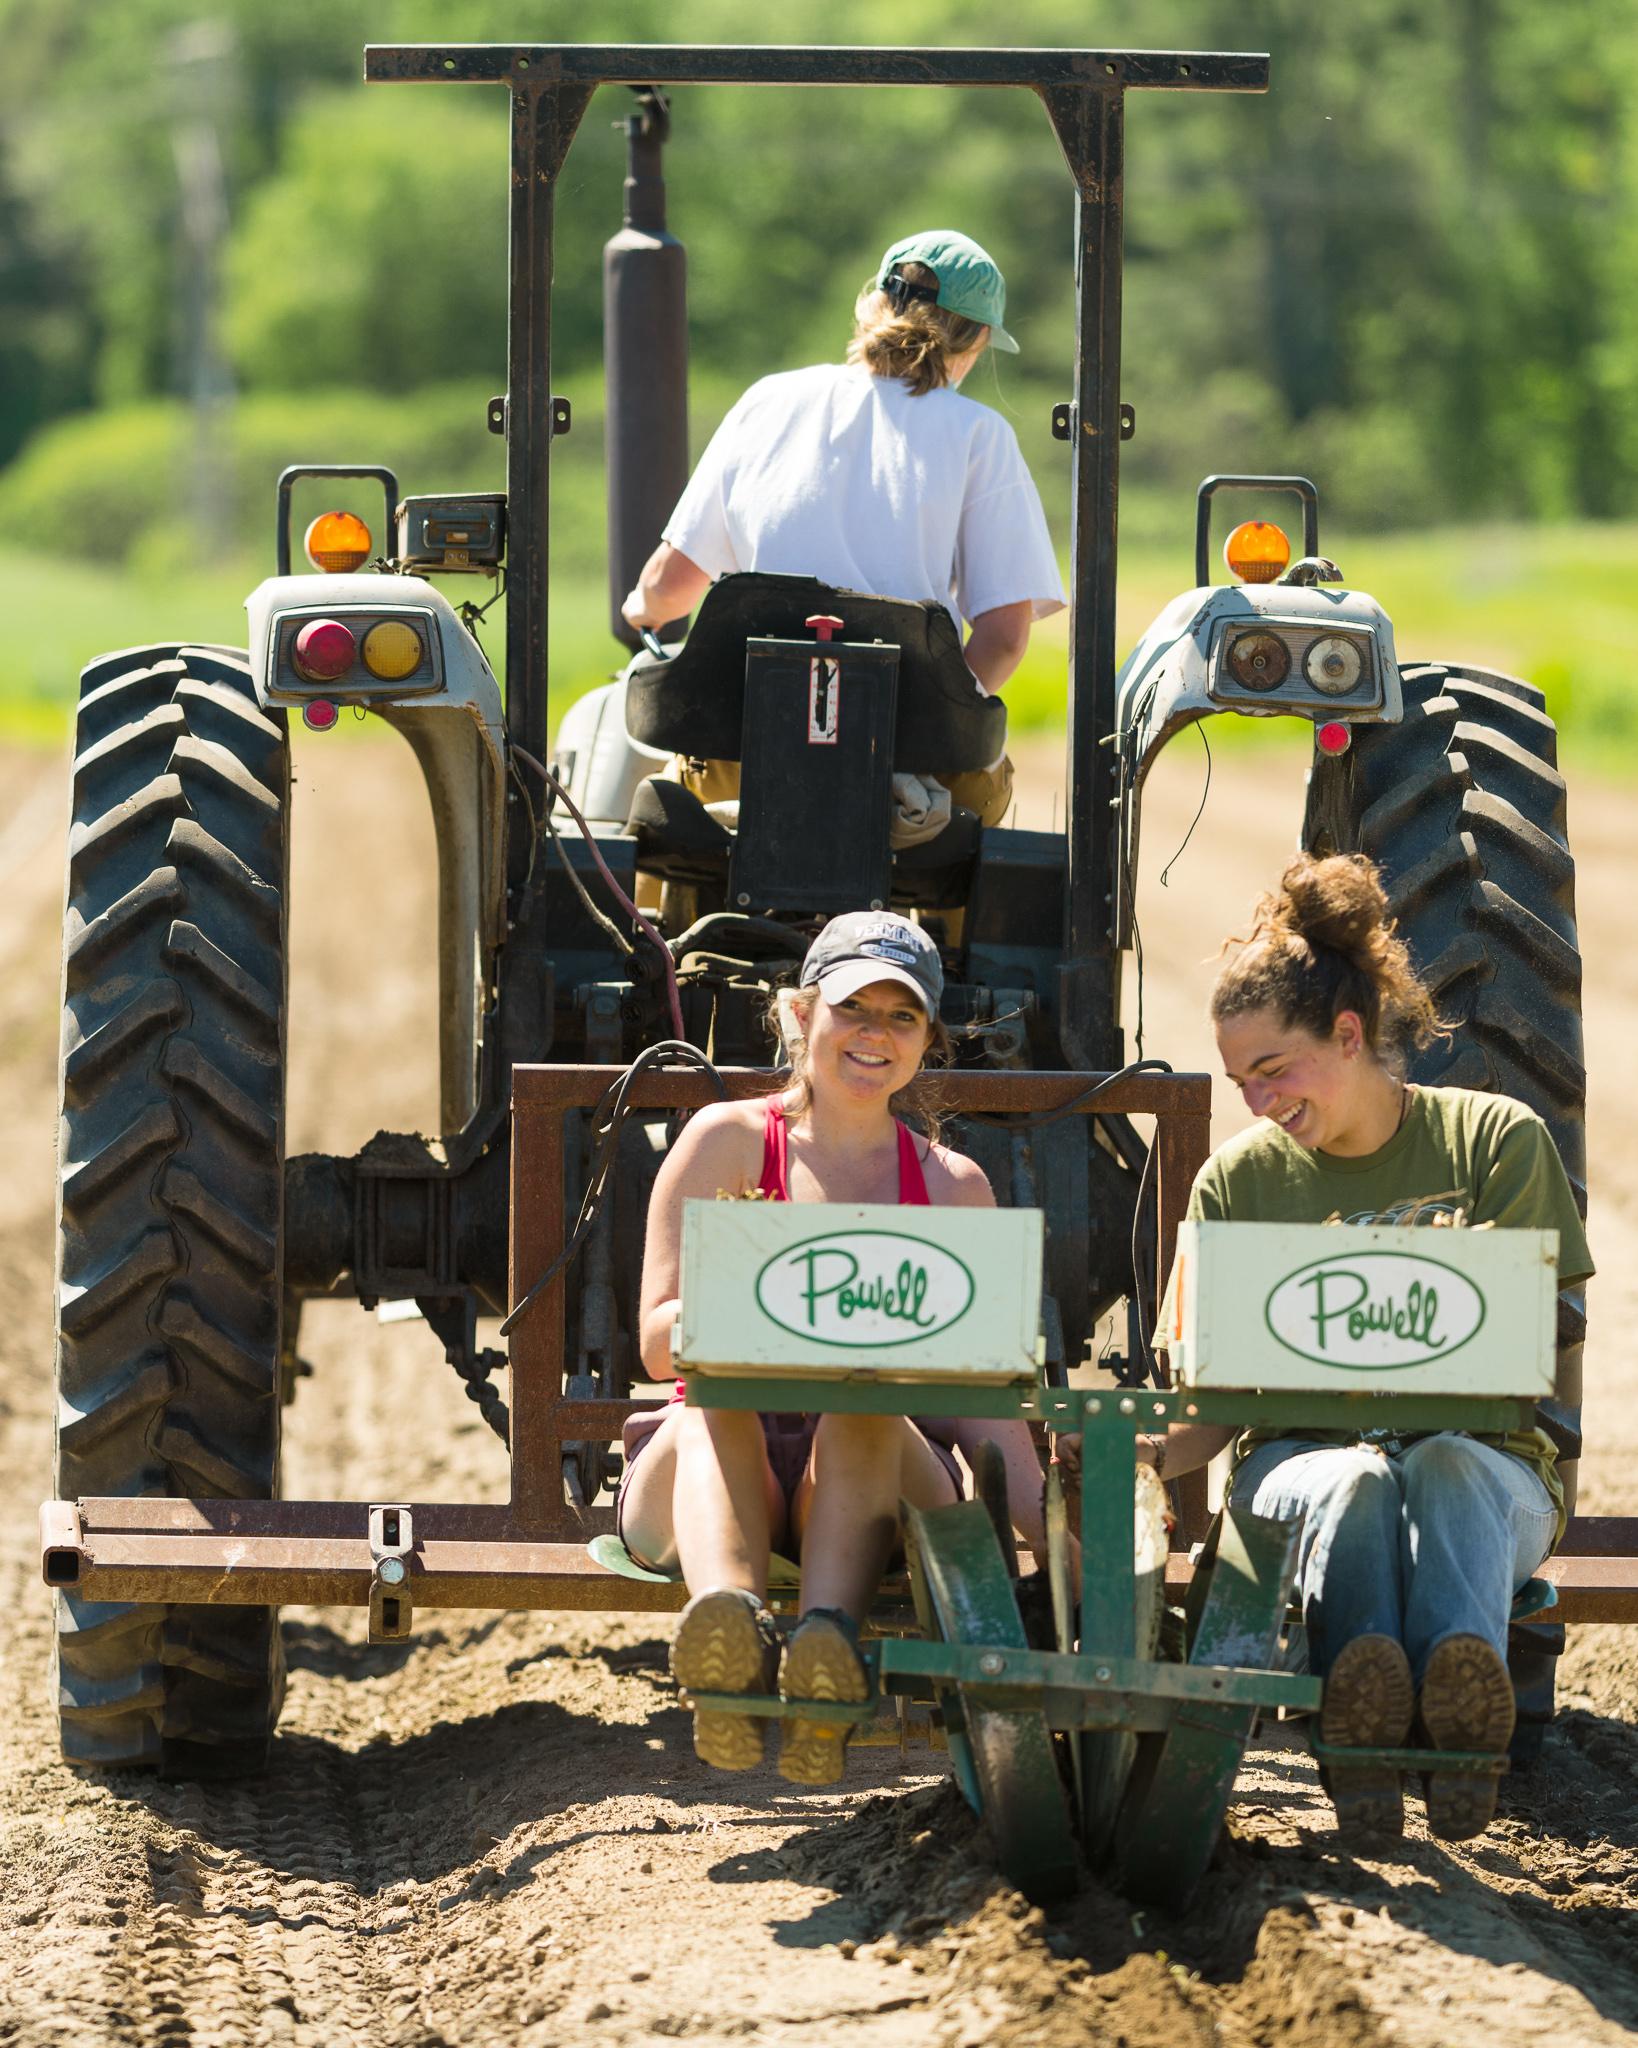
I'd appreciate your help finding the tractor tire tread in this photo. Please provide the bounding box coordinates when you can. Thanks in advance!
[55,641,288,1776]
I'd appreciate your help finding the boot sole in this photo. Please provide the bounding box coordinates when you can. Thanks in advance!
[1419,1634,1514,1841]
[670,1592,771,1773]
[1320,1634,1413,1837]
[779,1623,868,1787]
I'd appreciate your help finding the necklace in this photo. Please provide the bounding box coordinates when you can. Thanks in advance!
[1395,1083,1413,1134]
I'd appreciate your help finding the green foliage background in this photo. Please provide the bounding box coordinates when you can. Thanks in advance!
[1,0,1635,741]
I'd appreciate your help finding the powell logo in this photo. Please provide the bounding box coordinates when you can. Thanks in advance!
[756,1230,975,1350]
[1265,1251,1486,1370]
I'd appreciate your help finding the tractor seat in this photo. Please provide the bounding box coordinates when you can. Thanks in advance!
[626,773,982,902]
[624,570,1006,776]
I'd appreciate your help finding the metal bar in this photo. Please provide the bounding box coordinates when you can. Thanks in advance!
[503,80,590,770]
[45,1503,1635,1622]
[512,1064,1212,1117]
[495,79,593,1113]
[879,1638,1318,1711]
[687,1377,1045,1420]
[1556,1516,1638,1556]
[48,1532,685,1613]
[1534,1557,1638,1622]
[509,1062,570,1534]
[1079,1412,1137,1659]
[1172,1389,1537,1434]
[365,47,1271,92]
[688,1690,875,1726]
[1153,1114,1210,1329]
[69,1499,516,1538]
[1040,83,1125,1069]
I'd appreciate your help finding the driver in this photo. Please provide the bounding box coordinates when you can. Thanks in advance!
[621,229,1065,827]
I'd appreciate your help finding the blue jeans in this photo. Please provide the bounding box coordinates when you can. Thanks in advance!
[1227,1433,1557,1681]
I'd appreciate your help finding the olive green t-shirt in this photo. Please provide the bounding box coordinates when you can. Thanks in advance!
[1183,1086,1593,1543]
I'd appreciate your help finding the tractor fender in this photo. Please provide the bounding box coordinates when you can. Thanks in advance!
[1112,582,1404,950]
[246,574,506,1136]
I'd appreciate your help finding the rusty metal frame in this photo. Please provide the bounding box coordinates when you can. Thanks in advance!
[42,1060,1637,1625]
[42,1066,1210,1618]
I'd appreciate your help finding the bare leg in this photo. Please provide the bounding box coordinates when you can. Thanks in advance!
[793,1415,959,1622]
[620,1406,785,1595]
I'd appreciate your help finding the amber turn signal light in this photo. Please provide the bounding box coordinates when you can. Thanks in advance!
[304,510,373,574]
[1224,520,1290,584]
[361,620,424,680]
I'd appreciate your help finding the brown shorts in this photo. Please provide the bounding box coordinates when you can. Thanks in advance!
[614,1405,961,1555]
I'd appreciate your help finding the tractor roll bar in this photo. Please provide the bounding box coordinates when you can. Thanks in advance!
[364,47,1271,90]
[365,44,1270,1076]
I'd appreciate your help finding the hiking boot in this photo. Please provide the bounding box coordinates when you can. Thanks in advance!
[669,1587,779,1772]
[1418,1633,1514,1841]
[778,1608,869,1787]
[1318,1633,1413,1837]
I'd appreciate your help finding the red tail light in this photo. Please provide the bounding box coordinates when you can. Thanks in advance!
[293,619,355,682]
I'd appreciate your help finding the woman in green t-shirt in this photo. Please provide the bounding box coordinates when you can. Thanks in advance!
[1148,854,1591,1844]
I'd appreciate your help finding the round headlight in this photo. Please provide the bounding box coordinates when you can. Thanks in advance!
[1226,630,1291,692]
[1304,635,1364,695]
[362,620,424,680]
[292,618,355,682]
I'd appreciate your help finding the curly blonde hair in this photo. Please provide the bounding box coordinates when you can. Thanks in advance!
[1211,853,1447,1069]
[846,262,989,397]
[765,983,952,1144]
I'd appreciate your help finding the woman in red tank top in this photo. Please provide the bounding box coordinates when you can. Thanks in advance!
[620,913,1042,1788]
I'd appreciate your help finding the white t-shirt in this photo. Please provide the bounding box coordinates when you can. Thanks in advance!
[662,362,1066,629]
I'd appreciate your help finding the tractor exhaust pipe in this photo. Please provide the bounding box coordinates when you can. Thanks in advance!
[604,86,689,650]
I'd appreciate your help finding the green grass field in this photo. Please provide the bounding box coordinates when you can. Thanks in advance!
[4,523,1633,769]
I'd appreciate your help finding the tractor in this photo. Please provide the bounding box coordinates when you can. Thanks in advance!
[42,41,1620,1899]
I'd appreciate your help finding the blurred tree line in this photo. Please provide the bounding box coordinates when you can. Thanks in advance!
[1,0,1635,560]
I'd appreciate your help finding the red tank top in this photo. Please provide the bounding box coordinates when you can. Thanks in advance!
[756,1095,931,1205]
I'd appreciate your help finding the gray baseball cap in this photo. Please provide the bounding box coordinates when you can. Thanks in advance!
[800,912,944,1018]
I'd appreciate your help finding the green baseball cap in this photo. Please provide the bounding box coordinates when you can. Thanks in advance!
[876,229,1019,354]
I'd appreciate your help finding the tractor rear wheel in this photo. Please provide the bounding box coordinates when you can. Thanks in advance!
[55,644,290,1776]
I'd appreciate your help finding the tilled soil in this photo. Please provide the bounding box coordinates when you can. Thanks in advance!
[2,726,1636,2047]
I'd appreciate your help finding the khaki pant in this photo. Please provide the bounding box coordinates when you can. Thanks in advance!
[673,753,1015,827]
[639,754,1014,929]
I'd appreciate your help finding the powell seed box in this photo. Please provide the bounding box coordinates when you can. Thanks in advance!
[676,1200,1043,1382]
[1168,1220,1559,1396]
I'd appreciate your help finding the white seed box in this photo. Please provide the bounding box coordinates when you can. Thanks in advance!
[1168,1220,1559,1396]
[676,1199,1043,1382]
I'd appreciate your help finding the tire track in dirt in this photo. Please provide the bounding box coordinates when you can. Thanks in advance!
[1,731,1636,2047]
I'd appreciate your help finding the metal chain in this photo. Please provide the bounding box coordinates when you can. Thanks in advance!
[454,1345,511,1445]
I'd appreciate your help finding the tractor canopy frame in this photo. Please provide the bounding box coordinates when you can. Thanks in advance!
[365,42,1272,1071]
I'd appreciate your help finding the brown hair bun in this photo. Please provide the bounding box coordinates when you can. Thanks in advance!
[1212,853,1446,1066]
